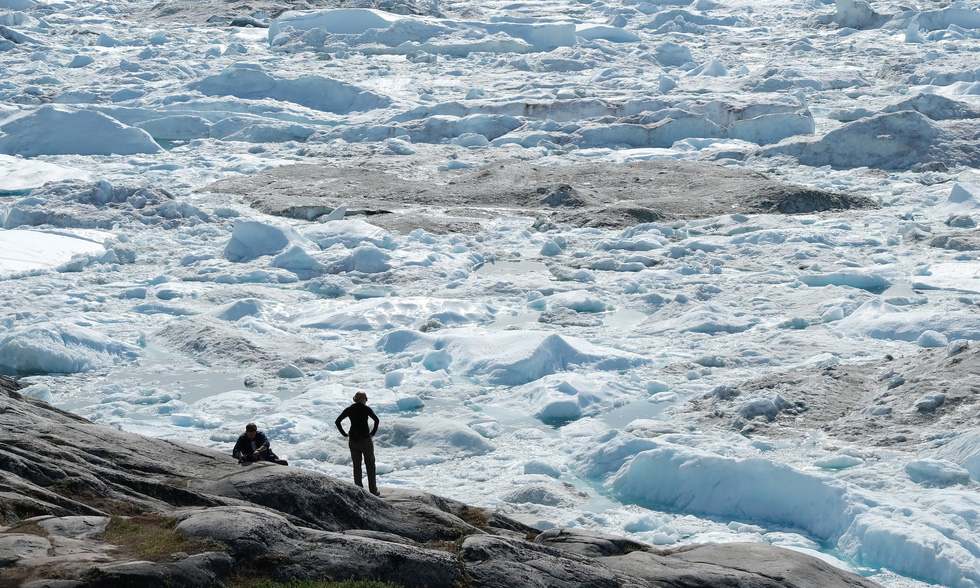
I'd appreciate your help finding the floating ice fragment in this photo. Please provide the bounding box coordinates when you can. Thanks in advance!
[767,111,948,170]
[213,298,267,322]
[829,0,882,29]
[821,306,845,322]
[654,42,694,66]
[814,455,864,470]
[0,106,161,156]
[224,220,305,262]
[136,115,211,142]
[94,32,123,47]
[611,440,848,540]
[575,24,640,43]
[189,63,389,114]
[377,328,647,386]
[641,304,755,335]
[905,459,971,487]
[524,460,561,478]
[798,271,892,292]
[451,132,489,147]
[916,329,948,348]
[66,55,94,68]
[834,300,980,342]
[422,349,451,371]
[520,374,635,424]
[947,339,969,356]
[385,138,415,155]
[546,291,611,313]
[381,417,493,458]
[905,22,924,43]
[395,396,423,411]
[272,245,325,278]
[323,246,391,274]
[0,321,140,374]
[278,364,304,378]
[932,430,980,481]
[304,218,396,250]
[0,24,41,44]
[734,390,792,421]
[293,298,492,331]
[20,383,52,403]
[541,240,564,256]
[0,0,37,9]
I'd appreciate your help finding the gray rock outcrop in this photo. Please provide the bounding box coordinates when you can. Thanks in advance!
[0,376,881,587]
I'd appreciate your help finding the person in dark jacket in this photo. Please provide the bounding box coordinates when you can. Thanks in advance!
[233,423,287,465]
[335,391,380,495]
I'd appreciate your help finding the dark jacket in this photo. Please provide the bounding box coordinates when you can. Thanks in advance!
[233,431,271,456]
[336,403,379,440]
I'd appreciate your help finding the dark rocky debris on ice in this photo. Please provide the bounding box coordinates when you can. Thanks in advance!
[207,159,877,234]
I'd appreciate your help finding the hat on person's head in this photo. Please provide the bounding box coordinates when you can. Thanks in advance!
[245,422,257,432]
[353,391,368,403]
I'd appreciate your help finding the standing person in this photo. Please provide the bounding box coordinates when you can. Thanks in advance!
[233,423,288,465]
[335,391,380,496]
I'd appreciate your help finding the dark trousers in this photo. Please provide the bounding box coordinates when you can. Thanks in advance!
[348,436,376,492]
[235,449,279,462]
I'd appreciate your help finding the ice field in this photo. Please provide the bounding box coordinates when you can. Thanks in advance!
[2,0,980,585]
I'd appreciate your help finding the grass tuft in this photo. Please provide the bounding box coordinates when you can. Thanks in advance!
[99,514,223,561]
[7,521,50,537]
[459,507,490,529]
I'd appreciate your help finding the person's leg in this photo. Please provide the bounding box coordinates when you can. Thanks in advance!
[349,440,364,487]
[363,439,378,495]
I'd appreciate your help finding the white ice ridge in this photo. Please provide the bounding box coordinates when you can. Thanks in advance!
[290,298,495,331]
[0,321,140,374]
[377,328,648,386]
[514,373,638,423]
[270,9,578,55]
[0,228,109,278]
[0,106,161,156]
[0,155,97,193]
[604,436,980,588]
[833,300,980,342]
[188,63,391,114]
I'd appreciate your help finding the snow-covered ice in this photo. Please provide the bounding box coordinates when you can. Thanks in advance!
[3,0,980,585]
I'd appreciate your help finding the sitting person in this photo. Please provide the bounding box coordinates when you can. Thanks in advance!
[233,423,287,465]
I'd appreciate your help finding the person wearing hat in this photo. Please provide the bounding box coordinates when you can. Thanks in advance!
[335,391,380,495]
[233,422,288,465]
